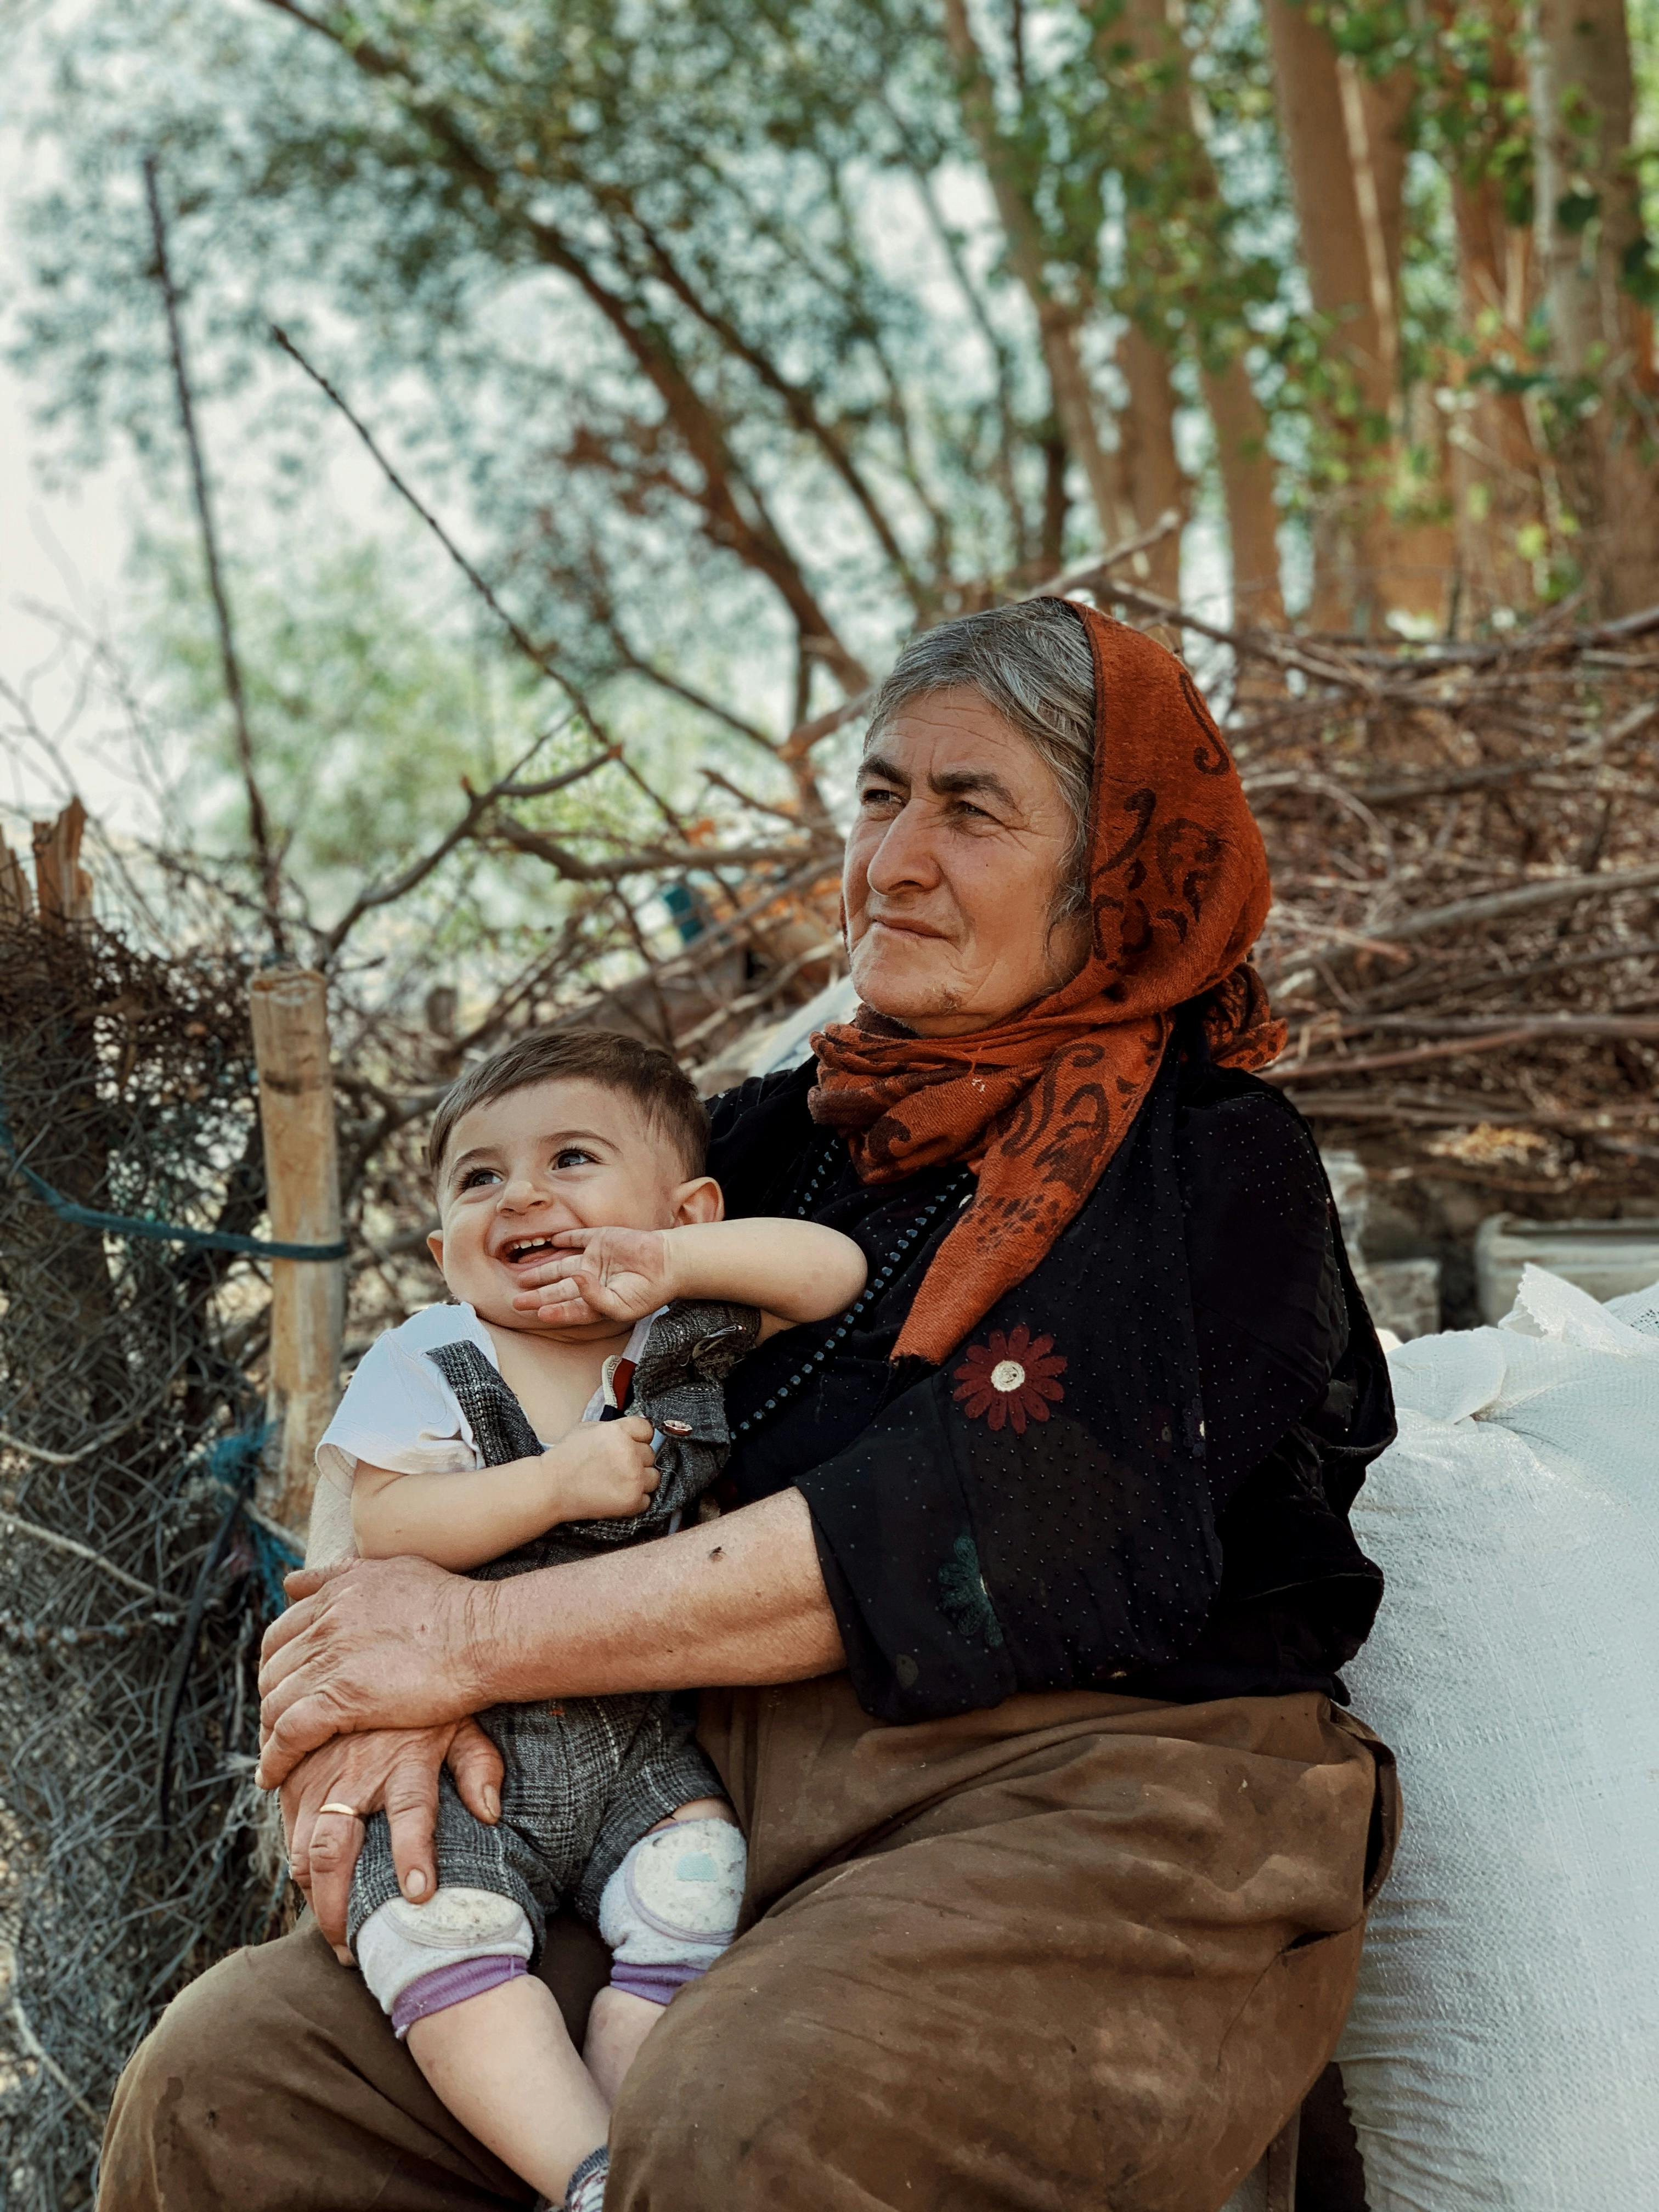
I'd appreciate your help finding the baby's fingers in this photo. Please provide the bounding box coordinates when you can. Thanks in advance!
[513,1265,606,1309]
[511,1278,594,1321]
[506,1253,577,1293]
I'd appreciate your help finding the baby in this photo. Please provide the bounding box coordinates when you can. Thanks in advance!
[311,1026,866,2209]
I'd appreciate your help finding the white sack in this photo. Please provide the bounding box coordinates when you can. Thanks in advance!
[1335,1265,1659,2211]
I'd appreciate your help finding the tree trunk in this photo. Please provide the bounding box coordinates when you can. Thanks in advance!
[1528,0,1659,611]
[1263,0,1454,625]
[942,0,1136,549]
[1202,357,1286,623]
[1097,0,1281,617]
[1449,163,1547,616]
[1117,325,1188,597]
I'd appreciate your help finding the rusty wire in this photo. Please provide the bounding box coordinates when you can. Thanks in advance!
[0,914,288,2211]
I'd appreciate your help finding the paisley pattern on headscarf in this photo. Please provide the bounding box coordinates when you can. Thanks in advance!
[809,600,1285,1365]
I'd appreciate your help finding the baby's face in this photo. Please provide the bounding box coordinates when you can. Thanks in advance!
[430,1077,693,1330]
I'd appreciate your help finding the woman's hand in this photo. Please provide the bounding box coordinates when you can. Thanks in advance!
[257,1556,497,1792]
[280,1720,505,1956]
[509,1224,677,1325]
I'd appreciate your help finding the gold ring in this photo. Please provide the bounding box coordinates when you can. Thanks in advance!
[317,1801,360,1819]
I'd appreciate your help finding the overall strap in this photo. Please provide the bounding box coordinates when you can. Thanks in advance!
[425,1340,541,1467]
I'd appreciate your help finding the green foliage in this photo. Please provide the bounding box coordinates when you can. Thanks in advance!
[134,532,541,898]
[9,0,1659,669]
[9,0,1297,663]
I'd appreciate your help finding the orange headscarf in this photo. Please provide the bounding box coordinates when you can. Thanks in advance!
[808,601,1284,1365]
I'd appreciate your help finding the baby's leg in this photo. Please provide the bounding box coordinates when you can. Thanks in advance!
[404,1974,608,2200]
[351,1753,610,2211]
[584,1798,745,2106]
[357,1883,607,2203]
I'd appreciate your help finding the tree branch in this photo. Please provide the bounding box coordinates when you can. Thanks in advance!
[1366,860,1659,947]
[606,633,777,754]
[255,0,870,691]
[319,737,617,961]
[144,156,287,961]
[487,816,835,882]
[624,205,927,608]
[1273,1012,1659,1082]
[269,325,620,749]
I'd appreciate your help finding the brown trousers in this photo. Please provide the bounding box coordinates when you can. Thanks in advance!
[99,1680,1396,2212]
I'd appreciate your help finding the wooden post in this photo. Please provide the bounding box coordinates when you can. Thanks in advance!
[32,799,93,930]
[1,833,33,921]
[250,968,343,1534]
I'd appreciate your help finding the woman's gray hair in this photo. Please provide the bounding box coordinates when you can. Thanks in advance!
[862,600,1097,917]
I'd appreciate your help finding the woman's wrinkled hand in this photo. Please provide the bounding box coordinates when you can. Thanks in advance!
[279,1720,505,1956]
[257,1555,495,1793]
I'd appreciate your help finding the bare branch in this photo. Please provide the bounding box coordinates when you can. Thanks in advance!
[487,814,834,882]
[9,1995,107,2142]
[0,1509,172,1603]
[1273,1013,1659,1083]
[144,156,287,960]
[771,509,1187,769]
[607,635,778,755]
[1368,860,1659,947]
[319,737,617,960]
[1035,512,1184,600]
[1093,573,1378,690]
[906,157,1034,563]
[625,207,928,610]
[701,768,804,824]
[269,325,622,750]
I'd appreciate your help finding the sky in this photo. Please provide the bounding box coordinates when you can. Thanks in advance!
[1,4,156,840]
[0,1,402,853]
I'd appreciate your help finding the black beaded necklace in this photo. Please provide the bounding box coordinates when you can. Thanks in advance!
[731,1136,974,1441]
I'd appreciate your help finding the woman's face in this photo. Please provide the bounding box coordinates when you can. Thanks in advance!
[843,686,1092,1036]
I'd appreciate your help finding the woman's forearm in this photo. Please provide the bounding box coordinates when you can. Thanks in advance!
[480,1487,845,1703]
[258,1488,847,1790]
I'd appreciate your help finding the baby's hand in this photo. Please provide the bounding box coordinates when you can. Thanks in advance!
[545,1415,660,1522]
[510,1226,678,1326]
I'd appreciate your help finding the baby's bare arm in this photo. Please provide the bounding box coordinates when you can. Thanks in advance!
[351,1418,659,1571]
[514,1220,866,1338]
[665,1218,866,1330]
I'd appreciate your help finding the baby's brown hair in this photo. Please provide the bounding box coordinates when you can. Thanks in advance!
[427,1028,709,1187]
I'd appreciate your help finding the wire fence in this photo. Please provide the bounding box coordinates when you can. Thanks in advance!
[0,910,296,2211]
[0,828,843,2208]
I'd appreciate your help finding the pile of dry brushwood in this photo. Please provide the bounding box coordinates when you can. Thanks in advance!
[1165,593,1659,1232]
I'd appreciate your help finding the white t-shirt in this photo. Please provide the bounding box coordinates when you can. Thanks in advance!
[315,1301,659,1487]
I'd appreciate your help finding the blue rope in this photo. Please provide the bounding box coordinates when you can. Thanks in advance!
[0,1100,347,1261]
[205,1425,302,1610]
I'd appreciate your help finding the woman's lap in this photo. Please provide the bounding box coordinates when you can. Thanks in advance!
[97,1914,535,2211]
[99,1689,1393,2212]
[611,1685,1389,2212]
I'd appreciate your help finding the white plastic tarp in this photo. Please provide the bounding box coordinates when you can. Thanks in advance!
[1335,1265,1659,2211]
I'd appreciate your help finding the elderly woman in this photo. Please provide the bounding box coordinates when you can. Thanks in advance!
[101,600,1397,2212]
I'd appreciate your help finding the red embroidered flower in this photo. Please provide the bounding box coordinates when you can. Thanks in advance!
[952,1325,1067,1435]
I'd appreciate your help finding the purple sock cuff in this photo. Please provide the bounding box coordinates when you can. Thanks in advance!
[391,1955,526,2038]
[610,1959,708,2008]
